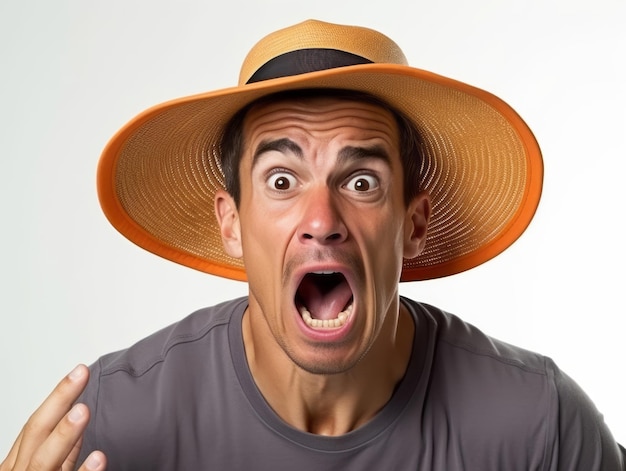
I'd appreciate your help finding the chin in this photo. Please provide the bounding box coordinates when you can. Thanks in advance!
[284,340,370,376]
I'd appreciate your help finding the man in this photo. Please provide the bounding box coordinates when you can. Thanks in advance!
[1,19,624,470]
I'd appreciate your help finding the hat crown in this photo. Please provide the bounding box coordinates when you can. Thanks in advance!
[238,19,408,86]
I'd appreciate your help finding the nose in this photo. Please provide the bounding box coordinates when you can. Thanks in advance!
[298,186,347,245]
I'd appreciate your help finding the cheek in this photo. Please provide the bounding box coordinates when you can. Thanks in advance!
[359,204,405,246]
[239,206,296,279]
[358,209,406,276]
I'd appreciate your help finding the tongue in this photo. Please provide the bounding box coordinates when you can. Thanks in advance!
[298,273,353,320]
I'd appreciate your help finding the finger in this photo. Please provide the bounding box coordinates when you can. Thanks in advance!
[75,451,107,471]
[61,433,83,471]
[12,365,90,469]
[26,403,89,471]
[0,429,24,469]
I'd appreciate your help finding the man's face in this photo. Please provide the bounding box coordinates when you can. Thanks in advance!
[216,96,429,375]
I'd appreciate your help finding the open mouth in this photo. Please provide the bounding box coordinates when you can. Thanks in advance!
[295,271,354,329]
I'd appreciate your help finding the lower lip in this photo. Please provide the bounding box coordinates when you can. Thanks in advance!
[294,303,356,343]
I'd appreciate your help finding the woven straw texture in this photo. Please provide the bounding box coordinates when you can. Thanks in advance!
[98,20,542,281]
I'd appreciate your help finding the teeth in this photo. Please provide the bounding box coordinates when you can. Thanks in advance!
[299,303,353,329]
[312,270,338,275]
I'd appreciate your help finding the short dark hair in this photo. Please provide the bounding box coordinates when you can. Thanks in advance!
[218,89,423,206]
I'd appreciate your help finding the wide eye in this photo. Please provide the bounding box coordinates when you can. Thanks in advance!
[267,171,297,191]
[344,173,379,192]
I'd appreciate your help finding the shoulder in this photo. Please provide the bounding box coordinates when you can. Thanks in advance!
[404,297,624,470]
[407,299,558,466]
[77,297,249,469]
[96,296,247,377]
[408,298,550,374]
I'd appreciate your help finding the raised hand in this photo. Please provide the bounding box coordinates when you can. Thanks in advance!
[0,365,106,471]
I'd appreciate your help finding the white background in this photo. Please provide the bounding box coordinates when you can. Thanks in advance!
[1,0,624,457]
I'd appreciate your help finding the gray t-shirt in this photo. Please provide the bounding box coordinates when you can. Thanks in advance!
[76,297,624,470]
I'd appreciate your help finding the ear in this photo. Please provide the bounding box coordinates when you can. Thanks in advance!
[214,189,243,259]
[403,190,431,259]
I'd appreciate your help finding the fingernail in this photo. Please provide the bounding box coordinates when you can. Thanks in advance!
[68,404,85,423]
[68,364,84,381]
[85,452,103,470]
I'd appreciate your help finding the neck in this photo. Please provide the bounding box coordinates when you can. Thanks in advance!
[242,297,415,436]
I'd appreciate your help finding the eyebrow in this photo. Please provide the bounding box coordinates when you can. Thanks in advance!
[337,145,391,166]
[252,138,392,168]
[252,138,303,167]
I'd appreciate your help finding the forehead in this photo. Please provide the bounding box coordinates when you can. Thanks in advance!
[241,96,400,147]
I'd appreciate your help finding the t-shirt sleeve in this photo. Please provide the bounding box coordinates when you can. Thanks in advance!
[549,361,624,470]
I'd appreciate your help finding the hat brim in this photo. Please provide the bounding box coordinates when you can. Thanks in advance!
[98,63,542,281]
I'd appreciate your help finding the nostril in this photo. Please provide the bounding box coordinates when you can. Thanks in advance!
[301,232,342,242]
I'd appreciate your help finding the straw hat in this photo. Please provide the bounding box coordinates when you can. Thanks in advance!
[97,19,543,282]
